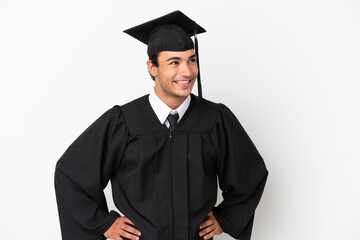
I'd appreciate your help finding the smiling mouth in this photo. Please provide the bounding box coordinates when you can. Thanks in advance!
[174,80,191,84]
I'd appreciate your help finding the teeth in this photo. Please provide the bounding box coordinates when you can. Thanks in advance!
[176,80,190,84]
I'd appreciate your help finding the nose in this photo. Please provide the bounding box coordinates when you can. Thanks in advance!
[180,62,194,78]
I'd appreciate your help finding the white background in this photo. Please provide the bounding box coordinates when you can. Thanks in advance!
[1,0,359,239]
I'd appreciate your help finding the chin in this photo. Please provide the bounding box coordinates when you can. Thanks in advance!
[174,90,192,98]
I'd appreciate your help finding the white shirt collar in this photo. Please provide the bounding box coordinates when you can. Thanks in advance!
[148,88,191,126]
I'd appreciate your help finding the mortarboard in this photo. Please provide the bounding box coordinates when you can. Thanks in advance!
[123,10,206,98]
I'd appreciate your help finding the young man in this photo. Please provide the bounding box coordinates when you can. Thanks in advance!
[55,11,268,240]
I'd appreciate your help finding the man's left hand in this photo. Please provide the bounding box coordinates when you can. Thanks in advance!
[198,211,223,239]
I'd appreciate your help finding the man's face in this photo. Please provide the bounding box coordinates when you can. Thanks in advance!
[150,49,198,104]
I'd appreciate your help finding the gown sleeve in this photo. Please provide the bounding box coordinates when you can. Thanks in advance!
[54,106,128,240]
[211,104,268,240]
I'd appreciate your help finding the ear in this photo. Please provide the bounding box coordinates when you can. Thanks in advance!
[147,60,158,79]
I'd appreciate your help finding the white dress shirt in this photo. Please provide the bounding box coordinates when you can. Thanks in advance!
[148,88,191,128]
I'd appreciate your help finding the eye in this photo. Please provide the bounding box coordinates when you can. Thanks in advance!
[189,58,197,63]
[169,61,179,65]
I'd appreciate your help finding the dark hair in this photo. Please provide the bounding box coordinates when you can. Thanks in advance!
[148,52,160,81]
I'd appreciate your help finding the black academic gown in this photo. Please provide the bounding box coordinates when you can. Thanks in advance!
[54,94,268,240]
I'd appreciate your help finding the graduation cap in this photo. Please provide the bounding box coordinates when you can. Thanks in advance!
[123,10,206,98]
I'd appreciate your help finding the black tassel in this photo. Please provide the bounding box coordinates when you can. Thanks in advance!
[194,23,203,98]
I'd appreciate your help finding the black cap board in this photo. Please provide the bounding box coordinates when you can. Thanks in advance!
[123,10,206,98]
[123,10,206,57]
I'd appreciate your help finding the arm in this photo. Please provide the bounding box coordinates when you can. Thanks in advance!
[54,106,128,239]
[210,104,268,240]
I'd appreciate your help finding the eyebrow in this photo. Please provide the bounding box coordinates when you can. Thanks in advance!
[166,54,197,62]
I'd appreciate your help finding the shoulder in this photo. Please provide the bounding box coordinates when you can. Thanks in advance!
[175,95,221,132]
[190,94,220,111]
[191,95,242,131]
[189,95,220,124]
[117,94,164,135]
[91,96,149,130]
[89,105,123,125]
[120,94,150,112]
[111,94,151,122]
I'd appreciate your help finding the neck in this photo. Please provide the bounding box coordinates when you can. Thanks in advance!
[166,98,186,110]
[154,89,187,109]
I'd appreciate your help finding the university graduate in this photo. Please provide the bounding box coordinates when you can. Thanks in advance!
[55,10,268,240]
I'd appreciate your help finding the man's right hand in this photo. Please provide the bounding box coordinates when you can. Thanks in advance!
[104,216,142,240]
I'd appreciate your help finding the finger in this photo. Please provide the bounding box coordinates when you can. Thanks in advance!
[199,225,215,237]
[108,233,123,240]
[121,224,141,236]
[120,230,140,240]
[125,217,135,225]
[199,219,213,229]
[203,229,216,240]
[207,211,213,216]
